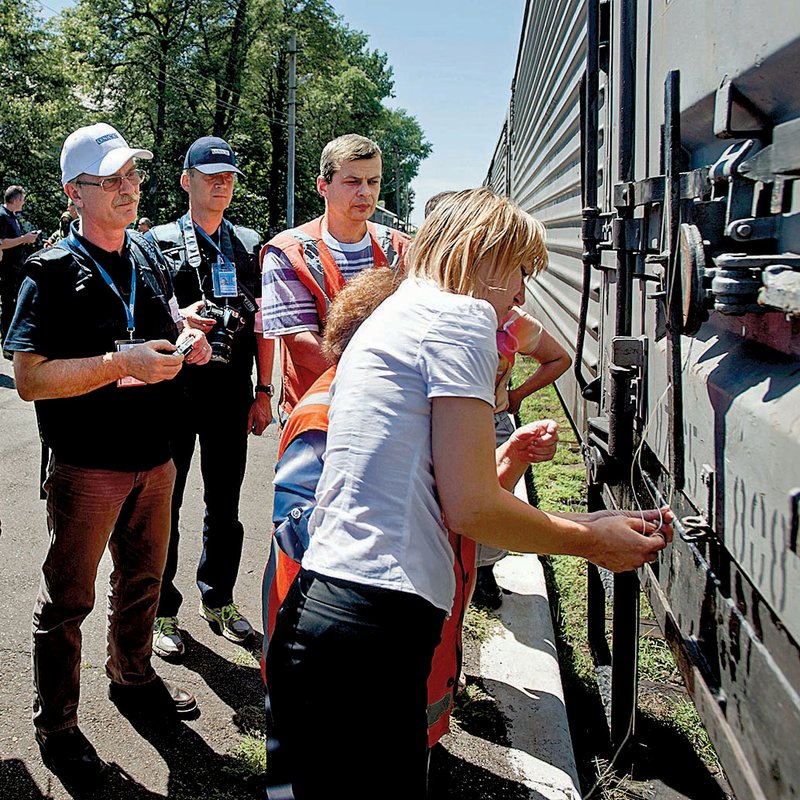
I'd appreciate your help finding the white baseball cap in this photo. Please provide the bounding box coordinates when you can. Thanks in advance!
[60,122,153,186]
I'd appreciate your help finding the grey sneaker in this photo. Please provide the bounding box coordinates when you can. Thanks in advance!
[152,616,185,659]
[199,602,254,643]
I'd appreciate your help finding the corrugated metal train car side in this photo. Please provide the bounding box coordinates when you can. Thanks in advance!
[488,2,800,799]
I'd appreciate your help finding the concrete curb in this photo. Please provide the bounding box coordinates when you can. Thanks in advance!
[484,553,581,799]
[475,456,582,799]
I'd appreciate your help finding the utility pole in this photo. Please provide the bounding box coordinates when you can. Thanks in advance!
[394,154,402,223]
[287,34,297,229]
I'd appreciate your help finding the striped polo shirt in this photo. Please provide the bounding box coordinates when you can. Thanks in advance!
[262,228,374,336]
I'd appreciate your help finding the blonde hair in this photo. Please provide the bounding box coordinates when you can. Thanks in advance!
[322,268,402,364]
[407,187,548,297]
[319,134,382,183]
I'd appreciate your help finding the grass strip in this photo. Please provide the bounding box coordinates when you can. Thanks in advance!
[513,367,722,794]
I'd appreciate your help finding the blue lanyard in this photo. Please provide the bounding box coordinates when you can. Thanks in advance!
[182,213,236,271]
[66,231,137,338]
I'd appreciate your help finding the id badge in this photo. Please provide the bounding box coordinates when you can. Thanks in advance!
[115,339,146,387]
[212,258,238,298]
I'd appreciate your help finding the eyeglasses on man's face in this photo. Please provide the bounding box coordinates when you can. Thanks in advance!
[75,168,148,193]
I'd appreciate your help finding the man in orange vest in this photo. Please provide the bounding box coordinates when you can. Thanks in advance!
[261,133,409,420]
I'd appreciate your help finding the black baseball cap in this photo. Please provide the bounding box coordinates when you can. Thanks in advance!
[183,136,244,175]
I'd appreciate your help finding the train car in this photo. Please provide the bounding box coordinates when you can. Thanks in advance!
[487,2,800,798]
[370,203,417,235]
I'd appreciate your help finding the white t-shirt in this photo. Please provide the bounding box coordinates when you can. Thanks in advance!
[302,277,498,612]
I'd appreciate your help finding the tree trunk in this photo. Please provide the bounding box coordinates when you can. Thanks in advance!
[213,0,249,136]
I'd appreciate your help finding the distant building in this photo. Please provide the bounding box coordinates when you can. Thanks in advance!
[370,203,417,236]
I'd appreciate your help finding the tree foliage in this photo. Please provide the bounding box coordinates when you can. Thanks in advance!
[1,0,430,237]
[0,0,82,229]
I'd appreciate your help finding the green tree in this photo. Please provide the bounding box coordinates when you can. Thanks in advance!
[0,0,82,230]
[60,0,201,222]
[373,107,432,220]
[51,0,430,232]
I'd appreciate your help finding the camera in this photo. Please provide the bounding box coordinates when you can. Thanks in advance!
[200,300,244,364]
[174,338,194,358]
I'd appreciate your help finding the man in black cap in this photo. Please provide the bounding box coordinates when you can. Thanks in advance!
[148,136,272,658]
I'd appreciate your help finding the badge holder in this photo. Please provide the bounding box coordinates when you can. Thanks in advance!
[115,338,146,387]
[212,257,238,298]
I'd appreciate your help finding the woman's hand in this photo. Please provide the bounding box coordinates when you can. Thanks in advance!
[505,419,558,464]
[582,507,674,572]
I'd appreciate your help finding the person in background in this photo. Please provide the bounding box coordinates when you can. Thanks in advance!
[265,187,673,798]
[147,136,270,658]
[138,217,153,233]
[6,122,210,791]
[0,185,41,354]
[474,304,571,608]
[46,199,78,246]
[261,133,409,421]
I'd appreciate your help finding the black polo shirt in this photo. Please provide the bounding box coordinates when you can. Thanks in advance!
[150,217,261,403]
[0,205,25,273]
[6,231,180,471]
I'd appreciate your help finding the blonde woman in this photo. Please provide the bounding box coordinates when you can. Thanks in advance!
[265,188,672,799]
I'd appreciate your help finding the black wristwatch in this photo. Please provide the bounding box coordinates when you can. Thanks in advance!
[255,383,274,397]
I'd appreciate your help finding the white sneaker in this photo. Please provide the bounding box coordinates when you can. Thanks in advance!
[152,616,185,659]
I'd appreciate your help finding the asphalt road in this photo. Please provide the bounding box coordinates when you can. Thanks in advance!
[0,353,552,800]
[0,354,280,798]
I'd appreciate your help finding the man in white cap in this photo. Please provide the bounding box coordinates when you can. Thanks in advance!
[147,136,270,658]
[6,122,211,790]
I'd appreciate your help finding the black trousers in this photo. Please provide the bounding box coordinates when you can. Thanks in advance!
[0,268,22,348]
[265,569,445,800]
[157,385,250,616]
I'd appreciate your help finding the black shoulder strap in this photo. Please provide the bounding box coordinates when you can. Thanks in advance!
[223,220,260,316]
[219,218,238,266]
[178,216,204,272]
[372,223,400,269]
[128,230,173,297]
[291,230,332,310]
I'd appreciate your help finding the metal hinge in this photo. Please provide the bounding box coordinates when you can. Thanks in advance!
[611,218,646,252]
[725,216,779,242]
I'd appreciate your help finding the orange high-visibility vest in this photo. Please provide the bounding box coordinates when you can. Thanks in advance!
[261,217,409,417]
[266,368,335,639]
[263,365,474,747]
[427,532,475,747]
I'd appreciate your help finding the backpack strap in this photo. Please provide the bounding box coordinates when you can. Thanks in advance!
[371,223,399,268]
[291,230,333,311]
[128,229,174,298]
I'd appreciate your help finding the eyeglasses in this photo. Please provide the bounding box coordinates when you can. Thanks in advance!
[75,169,148,193]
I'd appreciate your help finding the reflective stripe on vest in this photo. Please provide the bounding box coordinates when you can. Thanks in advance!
[294,390,331,411]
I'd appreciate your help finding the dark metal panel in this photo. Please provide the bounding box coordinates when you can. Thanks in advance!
[497,1,800,798]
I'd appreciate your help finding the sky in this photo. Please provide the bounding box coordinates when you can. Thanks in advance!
[37,0,526,225]
[328,0,526,224]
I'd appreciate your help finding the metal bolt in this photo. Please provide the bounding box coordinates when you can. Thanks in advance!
[736,223,752,238]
